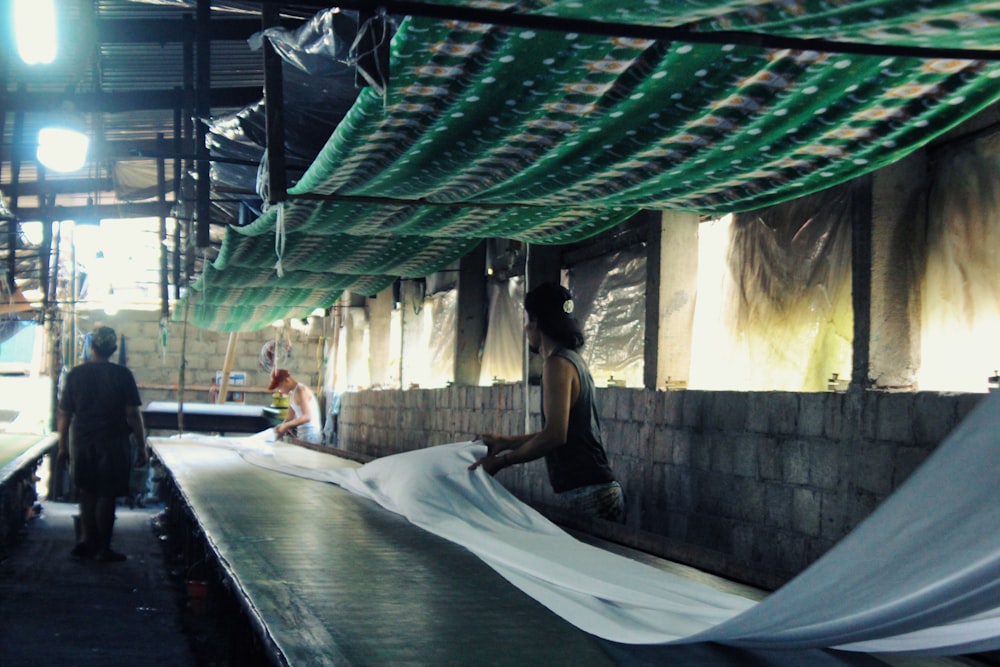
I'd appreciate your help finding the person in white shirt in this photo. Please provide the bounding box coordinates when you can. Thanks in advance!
[269,368,322,444]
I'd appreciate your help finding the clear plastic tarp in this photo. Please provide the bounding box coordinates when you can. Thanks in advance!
[919,133,1000,392]
[400,284,456,389]
[479,277,525,387]
[690,182,856,392]
[566,247,647,388]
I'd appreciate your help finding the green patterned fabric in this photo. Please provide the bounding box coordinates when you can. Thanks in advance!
[181,1,1000,331]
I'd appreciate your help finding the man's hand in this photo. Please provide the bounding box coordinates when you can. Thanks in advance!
[468,448,513,475]
[135,445,149,468]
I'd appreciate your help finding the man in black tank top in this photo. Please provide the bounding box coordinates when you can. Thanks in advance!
[469,283,624,523]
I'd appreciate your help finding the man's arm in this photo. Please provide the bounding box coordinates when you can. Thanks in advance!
[125,405,149,467]
[57,410,71,464]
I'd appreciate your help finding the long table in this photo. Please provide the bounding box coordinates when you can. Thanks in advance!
[153,439,615,666]
[152,439,892,667]
[0,433,56,544]
[143,401,279,434]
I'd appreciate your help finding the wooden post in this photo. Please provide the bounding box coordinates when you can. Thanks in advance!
[217,332,239,404]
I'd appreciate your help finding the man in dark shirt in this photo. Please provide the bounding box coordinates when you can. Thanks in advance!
[57,326,149,561]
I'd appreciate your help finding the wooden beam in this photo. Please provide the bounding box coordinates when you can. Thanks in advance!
[4,87,261,113]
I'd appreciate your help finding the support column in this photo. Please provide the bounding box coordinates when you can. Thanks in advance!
[367,287,394,388]
[455,242,486,386]
[343,294,370,389]
[195,0,211,248]
[656,210,700,390]
[869,154,924,389]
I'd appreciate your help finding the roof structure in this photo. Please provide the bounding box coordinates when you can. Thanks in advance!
[3,1,1000,331]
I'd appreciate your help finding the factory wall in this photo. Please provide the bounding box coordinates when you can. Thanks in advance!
[70,310,326,406]
[337,385,984,589]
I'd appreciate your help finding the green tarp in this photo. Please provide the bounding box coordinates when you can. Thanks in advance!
[181,1,1000,331]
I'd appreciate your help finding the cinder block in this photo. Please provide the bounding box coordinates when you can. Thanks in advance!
[769,392,799,435]
[912,392,956,445]
[823,393,846,440]
[758,438,780,481]
[614,388,634,421]
[691,432,711,470]
[655,390,684,426]
[732,435,759,478]
[710,391,748,433]
[744,392,770,433]
[670,429,691,466]
[710,435,734,474]
[954,393,987,424]
[764,484,793,529]
[729,476,764,521]
[797,393,826,437]
[792,488,821,536]
[808,441,840,489]
[631,390,655,422]
[776,532,808,573]
[854,442,895,496]
[781,439,809,485]
[682,391,705,429]
[875,392,915,443]
[891,445,932,491]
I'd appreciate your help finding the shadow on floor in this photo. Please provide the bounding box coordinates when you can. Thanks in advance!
[0,500,198,667]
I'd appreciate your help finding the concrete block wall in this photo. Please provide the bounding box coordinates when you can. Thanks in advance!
[72,310,324,406]
[339,385,986,586]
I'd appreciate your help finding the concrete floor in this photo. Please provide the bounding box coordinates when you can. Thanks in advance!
[0,500,198,667]
[0,498,994,667]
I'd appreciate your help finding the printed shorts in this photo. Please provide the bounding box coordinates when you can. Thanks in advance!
[556,480,625,523]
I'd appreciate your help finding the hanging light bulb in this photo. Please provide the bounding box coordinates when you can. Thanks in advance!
[14,0,57,65]
[37,127,89,173]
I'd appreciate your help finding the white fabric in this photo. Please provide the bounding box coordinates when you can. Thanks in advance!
[209,392,1000,654]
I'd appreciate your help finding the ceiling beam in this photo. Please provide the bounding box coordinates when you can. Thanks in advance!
[95,18,301,43]
[13,201,172,222]
[4,87,262,113]
[0,139,198,163]
[9,178,114,198]
[257,0,1000,62]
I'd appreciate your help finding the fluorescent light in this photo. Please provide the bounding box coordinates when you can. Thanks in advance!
[37,127,89,173]
[14,0,57,65]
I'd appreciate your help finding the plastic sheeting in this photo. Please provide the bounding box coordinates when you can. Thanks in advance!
[204,13,363,224]
[398,283,457,389]
[420,289,458,388]
[479,277,525,386]
[919,133,1000,392]
[238,391,1000,654]
[248,9,366,78]
[567,248,647,388]
[690,182,856,392]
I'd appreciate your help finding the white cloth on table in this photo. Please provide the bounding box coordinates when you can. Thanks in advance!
[236,392,1000,654]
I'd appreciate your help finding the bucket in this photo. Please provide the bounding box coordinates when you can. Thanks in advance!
[270,391,290,420]
[185,580,208,616]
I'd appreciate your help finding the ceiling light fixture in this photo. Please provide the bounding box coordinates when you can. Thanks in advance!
[14,0,57,65]
[37,127,89,173]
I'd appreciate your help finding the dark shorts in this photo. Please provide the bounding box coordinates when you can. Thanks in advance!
[556,481,626,523]
[71,432,132,497]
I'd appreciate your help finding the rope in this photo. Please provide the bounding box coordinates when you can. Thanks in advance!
[274,202,286,278]
[350,9,392,108]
